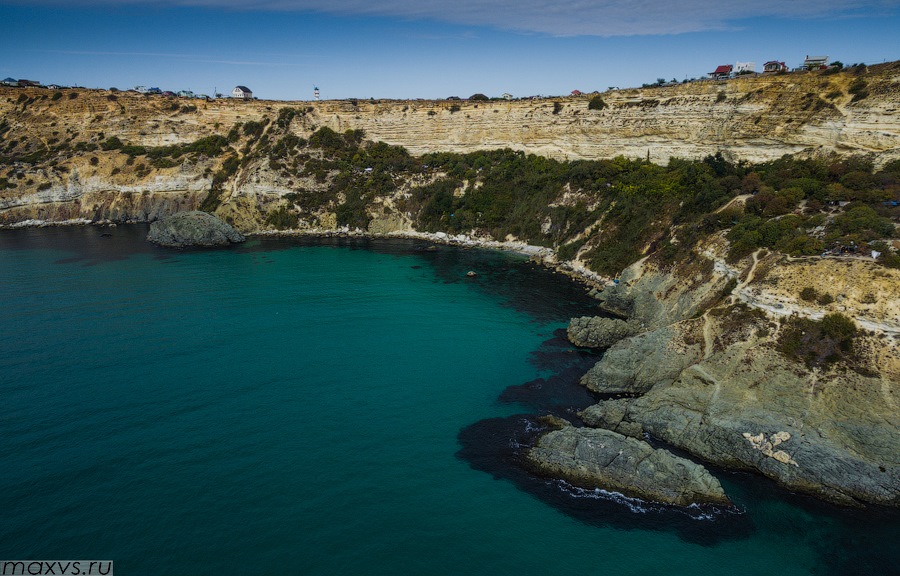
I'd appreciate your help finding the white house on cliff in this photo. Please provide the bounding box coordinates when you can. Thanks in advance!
[232,86,253,99]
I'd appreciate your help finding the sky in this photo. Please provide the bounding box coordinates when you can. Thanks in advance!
[1,1,898,101]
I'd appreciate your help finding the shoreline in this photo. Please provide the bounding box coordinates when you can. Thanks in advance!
[0,217,613,292]
[252,227,613,292]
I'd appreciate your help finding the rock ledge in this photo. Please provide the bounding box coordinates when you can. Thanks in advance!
[526,426,730,506]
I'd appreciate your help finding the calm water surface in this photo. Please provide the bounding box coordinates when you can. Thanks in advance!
[0,225,896,575]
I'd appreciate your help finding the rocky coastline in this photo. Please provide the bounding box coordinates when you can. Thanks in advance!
[529,245,900,508]
[3,216,897,508]
[2,64,898,510]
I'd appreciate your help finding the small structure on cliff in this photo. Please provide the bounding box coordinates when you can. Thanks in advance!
[734,61,755,75]
[803,55,829,70]
[232,85,253,99]
[708,65,733,80]
[763,60,788,73]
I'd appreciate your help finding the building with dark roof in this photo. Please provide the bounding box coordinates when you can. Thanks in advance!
[232,86,253,99]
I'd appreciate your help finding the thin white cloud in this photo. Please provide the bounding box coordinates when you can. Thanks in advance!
[17,0,899,36]
[35,49,310,66]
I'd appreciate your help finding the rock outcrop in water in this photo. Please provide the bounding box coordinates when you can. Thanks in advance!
[147,211,244,248]
[526,425,731,506]
[566,316,632,349]
[564,240,900,507]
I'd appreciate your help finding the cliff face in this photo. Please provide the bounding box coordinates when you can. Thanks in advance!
[2,62,898,230]
[310,70,900,165]
[2,62,899,163]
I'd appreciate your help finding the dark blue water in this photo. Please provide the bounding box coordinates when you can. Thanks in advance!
[0,225,896,575]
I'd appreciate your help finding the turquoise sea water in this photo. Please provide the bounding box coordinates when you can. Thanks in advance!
[0,226,897,576]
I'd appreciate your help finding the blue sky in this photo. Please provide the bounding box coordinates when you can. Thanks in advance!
[1,1,898,100]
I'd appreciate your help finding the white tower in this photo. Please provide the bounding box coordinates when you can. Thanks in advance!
[314,86,320,101]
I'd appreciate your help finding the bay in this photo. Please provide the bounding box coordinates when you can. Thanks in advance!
[0,225,896,575]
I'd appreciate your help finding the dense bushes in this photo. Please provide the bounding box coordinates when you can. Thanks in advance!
[100,135,230,163]
[588,95,607,110]
[778,313,858,368]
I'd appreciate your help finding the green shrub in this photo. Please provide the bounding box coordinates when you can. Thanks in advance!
[800,287,818,301]
[101,136,123,151]
[556,239,586,261]
[276,107,300,129]
[227,123,242,142]
[265,205,298,230]
[199,188,224,213]
[242,120,266,138]
[778,313,857,368]
[588,95,607,110]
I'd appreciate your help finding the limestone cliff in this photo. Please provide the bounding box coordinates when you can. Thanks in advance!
[1,62,898,231]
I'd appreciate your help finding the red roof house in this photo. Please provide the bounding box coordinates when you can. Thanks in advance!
[708,65,733,80]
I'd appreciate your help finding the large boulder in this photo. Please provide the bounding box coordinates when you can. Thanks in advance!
[580,325,703,394]
[147,211,245,248]
[567,316,632,349]
[526,426,730,506]
[578,398,643,438]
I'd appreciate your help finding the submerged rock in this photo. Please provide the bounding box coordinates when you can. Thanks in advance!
[147,211,245,248]
[526,426,730,506]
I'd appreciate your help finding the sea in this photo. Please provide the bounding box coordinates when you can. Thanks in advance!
[0,225,897,576]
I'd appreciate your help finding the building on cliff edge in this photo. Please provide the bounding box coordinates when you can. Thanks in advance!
[232,86,253,99]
